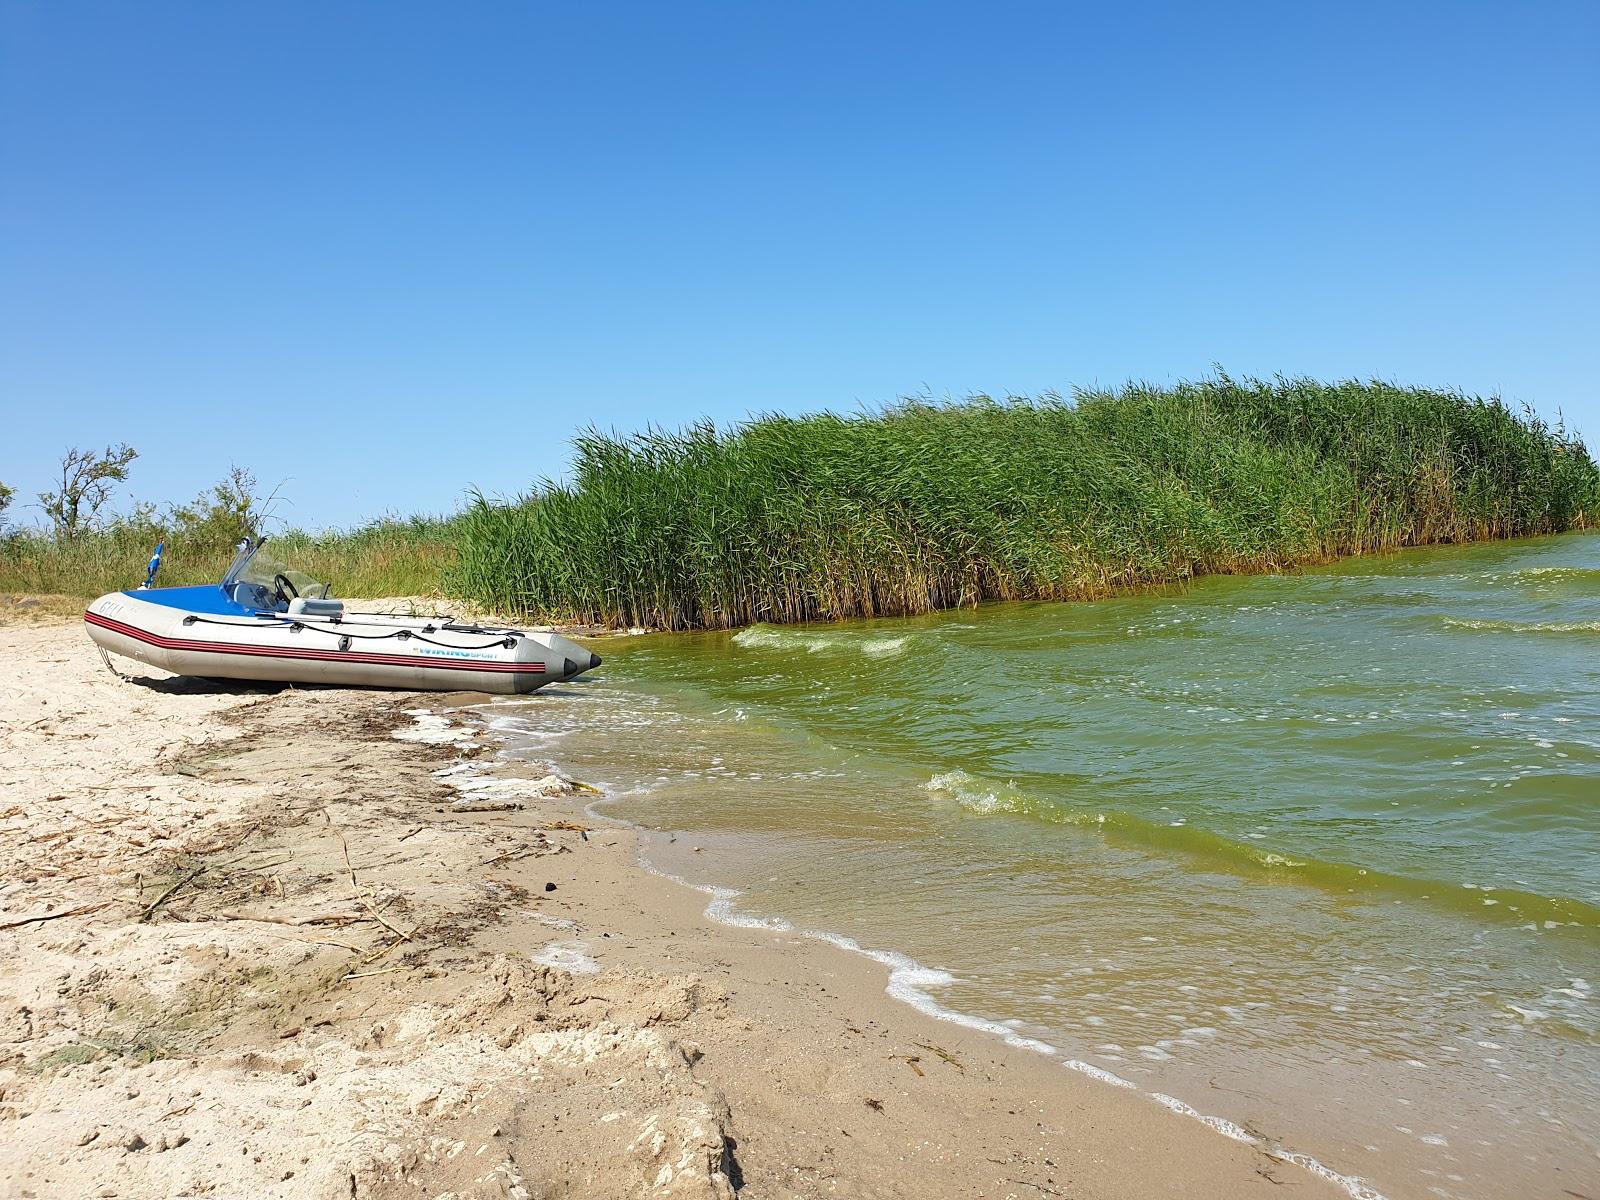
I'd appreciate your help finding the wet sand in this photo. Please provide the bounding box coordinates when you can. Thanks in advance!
[0,617,1351,1199]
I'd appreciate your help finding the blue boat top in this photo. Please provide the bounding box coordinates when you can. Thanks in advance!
[123,537,330,618]
[127,583,256,616]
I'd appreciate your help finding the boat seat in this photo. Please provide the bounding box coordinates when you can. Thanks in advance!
[288,596,346,619]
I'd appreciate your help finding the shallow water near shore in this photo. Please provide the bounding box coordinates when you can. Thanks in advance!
[489,532,1600,1200]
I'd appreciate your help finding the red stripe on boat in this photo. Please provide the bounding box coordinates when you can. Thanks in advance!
[84,610,546,673]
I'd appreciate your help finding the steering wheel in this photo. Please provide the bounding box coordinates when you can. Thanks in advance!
[272,573,300,607]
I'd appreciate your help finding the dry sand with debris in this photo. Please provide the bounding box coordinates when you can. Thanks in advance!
[0,617,1348,1199]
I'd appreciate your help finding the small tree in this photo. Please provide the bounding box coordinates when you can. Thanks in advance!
[0,479,13,531]
[169,465,280,550]
[39,444,138,540]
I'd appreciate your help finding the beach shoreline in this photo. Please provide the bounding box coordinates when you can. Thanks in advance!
[1,616,1355,1199]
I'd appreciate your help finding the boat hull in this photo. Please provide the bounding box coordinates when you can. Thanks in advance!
[84,592,598,695]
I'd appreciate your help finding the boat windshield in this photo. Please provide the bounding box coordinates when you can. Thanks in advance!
[221,539,331,612]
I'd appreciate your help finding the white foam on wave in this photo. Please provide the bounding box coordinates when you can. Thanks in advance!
[414,718,583,810]
[432,755,581,809]
[1149,1095,1388,1200]
[929,771,994,811]
[1513,565,1599,580]
[1254,851,1308,869]
[1267,1150,1388,1200]
[732,626,840,654]
[731,626,911,658]
[1443,617,1600,634]
[861,636,909,658]
[453,774,576,800]
[395,709,477,746]
[1150,1092,1255,1142]
[700,884,793,932]
[806,930,1058,1056]
[925,768,1033,817]
[1065,1059,1137,1088]
[486,713,566,746]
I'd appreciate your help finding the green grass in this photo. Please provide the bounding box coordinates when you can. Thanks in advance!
[449,374,1600,630]
[0,515,459,602]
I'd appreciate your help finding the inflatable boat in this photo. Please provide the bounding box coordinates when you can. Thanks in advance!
[83,537,600,694]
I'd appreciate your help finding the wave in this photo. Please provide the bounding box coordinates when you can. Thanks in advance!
[923,769,1600,935]
[486,709,1396,1200]
[732,623,912,658]
[1441,617,1600,635]
[1510,566,1600,585]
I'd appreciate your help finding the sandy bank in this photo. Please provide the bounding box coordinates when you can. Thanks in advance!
[0,619,1348,1199]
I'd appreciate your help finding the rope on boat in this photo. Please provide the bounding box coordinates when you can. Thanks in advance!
[179,613,517,650]
[97,646,134,683]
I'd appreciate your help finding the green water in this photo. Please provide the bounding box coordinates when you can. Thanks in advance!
[488,533,1600,1199]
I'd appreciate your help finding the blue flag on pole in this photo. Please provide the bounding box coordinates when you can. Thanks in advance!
[142,542,164,589]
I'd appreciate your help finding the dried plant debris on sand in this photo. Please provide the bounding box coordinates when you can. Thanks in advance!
[0,630,737,1199]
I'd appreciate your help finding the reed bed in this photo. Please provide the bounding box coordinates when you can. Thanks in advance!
[451,375,1600,630]
[0,515,459,601]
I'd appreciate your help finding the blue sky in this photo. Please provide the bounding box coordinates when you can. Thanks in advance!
[3,1,1596,530]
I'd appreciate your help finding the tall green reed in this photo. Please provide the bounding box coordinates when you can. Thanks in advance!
[451,376,1600,630]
